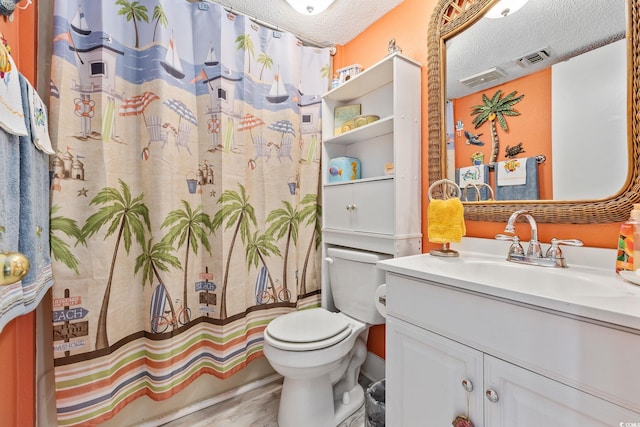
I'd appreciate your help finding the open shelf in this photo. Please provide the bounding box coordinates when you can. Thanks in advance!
[323,116,393,145]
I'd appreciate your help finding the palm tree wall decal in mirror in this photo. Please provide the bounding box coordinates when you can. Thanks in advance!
[469,89,524,165]
[427,0,640,223]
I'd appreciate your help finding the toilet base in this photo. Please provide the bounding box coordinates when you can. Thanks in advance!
[334,384,364,426]
[277,378,364,427]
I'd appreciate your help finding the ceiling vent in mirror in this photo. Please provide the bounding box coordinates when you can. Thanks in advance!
[514,47,553,67]
[459,67,506,89]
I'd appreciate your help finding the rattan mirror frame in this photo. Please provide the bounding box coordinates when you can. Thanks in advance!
[427,0,639,223]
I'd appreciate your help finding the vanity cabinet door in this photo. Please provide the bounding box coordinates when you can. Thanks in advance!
[387,317,484,427]
[484,355,640,426]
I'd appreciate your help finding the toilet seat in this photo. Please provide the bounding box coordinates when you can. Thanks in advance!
[265,309,353,351]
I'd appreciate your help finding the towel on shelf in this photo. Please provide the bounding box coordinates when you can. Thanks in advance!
[496,157,539,200]
[427,198,466,244]
[497,158,527,186]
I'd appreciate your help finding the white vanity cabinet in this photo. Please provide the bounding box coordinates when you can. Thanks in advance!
[384,272,640,426]
[321,53,422,256]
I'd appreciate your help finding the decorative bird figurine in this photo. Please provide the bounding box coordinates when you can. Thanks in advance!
[464,131,484,146]
[388,38,402,54]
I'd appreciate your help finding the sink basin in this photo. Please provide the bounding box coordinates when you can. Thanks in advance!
[377,238,640,330]
[414,254,626,298]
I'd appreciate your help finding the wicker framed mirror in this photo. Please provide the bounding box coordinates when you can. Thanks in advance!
[427,0,640,223]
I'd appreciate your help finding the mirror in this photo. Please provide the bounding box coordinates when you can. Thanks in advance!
[427,0,640,223]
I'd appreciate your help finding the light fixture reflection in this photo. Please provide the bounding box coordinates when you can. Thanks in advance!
[485,0,529,19]
[285,0,335,15]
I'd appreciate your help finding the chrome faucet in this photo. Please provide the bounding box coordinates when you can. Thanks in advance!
[504,209,542,257]
[497,210,583,268]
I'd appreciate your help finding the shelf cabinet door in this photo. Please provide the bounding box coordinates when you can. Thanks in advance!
[484,355,640,426]
[387,317,484,427]
[324,179,394,234]
[352,179,394,233]
[324,184,354,230]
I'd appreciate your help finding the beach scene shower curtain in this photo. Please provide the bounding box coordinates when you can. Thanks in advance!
[48,1,328,425]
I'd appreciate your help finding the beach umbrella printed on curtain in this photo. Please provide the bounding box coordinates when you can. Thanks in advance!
[118,91,159,126]
[163,98,198,126]
[268,119,295,145]
[238,113,265,143]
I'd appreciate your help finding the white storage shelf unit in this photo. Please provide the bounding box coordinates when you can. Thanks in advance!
[321,53,422,257]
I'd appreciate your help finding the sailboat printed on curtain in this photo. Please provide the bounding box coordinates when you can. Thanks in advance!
[266,67,289,104]
[70,5,91,36]
[160,32,185,79]
[204,43,219,66]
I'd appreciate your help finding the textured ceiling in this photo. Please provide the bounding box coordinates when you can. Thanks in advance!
[204,0,404,46]
[446,0,626,99]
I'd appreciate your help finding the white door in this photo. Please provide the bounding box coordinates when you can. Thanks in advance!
[352,179,394,234]
[387,317,484,427]
[323,184,353,231]
[484,355,640,426]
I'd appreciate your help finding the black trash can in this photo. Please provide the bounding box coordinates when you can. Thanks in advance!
[365,379,385,427]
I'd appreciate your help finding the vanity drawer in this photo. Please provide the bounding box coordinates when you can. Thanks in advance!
[386,272,640,413]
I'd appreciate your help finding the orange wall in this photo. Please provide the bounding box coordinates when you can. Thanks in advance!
[453,69,553,199]
[337,0,625,358]
[0,2,40,427]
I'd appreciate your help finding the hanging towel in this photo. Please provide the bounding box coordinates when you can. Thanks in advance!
[26,80,55,154]
[17,74,53,312]
[427,198,466,244]
[456,165,490,200]
[0,55,28,136]
[496,157,539,200]
[497,158,527,186]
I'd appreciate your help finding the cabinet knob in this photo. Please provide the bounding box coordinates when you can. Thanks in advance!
[461,379,473,392]
[351,204,357,210]
[0,251,30,286]
[485,389,499,403]
[345,204,351,211]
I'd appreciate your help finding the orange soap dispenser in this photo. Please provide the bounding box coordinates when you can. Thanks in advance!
[616,203,640,273]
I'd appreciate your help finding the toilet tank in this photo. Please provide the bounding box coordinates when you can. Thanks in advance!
[326,247,391,325]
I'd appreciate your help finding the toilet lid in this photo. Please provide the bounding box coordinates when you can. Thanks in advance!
[266,309,350,346]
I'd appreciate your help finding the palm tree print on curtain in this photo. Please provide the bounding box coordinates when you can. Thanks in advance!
[48,1,328,425]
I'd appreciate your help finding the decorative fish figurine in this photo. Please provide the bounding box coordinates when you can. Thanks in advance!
[329,166,342,176]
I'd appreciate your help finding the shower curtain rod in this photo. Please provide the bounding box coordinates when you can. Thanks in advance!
[195,0,332,49]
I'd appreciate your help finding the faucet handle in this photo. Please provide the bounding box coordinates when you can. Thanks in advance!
[545,238,584,258]
[495,234,525,256]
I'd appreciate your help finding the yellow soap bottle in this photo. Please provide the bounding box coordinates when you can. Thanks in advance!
[616,204,640,273]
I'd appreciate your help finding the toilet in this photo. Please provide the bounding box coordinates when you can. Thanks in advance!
[263,247,390,427]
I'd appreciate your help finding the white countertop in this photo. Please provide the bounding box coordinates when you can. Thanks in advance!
[378,238,640,331]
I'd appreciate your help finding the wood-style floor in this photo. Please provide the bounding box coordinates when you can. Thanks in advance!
[160,377,368,427]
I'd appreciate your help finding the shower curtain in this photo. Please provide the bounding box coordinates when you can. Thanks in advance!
[48,1,328,425]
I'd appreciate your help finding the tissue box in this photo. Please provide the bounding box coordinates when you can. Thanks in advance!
[328,157,361,183]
